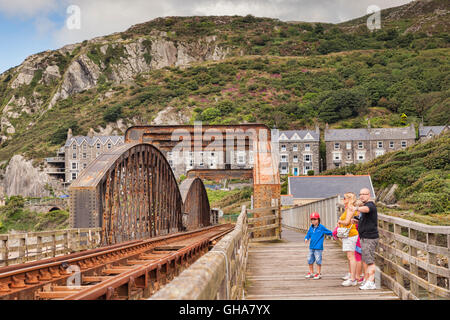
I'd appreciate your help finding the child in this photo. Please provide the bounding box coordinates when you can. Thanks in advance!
[304,212,333,279]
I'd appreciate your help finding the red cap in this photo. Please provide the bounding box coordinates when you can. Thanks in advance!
[310,212,320,219]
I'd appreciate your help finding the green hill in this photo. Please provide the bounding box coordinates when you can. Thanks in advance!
[0,0,449,165]
[323,132,450,217]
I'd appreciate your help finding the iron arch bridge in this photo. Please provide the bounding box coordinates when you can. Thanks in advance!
[68,143,211,245]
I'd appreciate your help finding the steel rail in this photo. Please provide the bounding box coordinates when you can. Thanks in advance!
[0,224,233,300]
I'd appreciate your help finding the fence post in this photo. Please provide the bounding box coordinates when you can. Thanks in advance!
[393,224,405,288]
[19,237,26,264]
[427,232,437,299]
[1,239,8,267]
[408,228,420,298]
[36,236,43,261]
[51,234,56,257]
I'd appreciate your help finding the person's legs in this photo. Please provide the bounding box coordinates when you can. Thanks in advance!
[346,251,357,281]
[314,250,323,274]
[355,259,363,280]
[307,249,315,274]
[367,263,376,282]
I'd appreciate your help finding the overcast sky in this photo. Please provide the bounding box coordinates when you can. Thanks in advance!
[0,0,413,73]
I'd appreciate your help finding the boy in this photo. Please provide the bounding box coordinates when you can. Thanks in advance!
[304,212,333,279]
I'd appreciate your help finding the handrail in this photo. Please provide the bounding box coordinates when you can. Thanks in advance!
[150,206,249,300]
[281,197,450,300]
[0,228,102,266]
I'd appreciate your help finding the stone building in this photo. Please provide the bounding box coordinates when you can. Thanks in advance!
[165,148,254,178]
[273,127,320,176]
[324,123,416,170]
[46,128,124,184]
[418,123,448,142]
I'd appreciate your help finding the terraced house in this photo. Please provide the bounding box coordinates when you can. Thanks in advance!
[418,123,449,142]
[45,129,124,184]
[274,127,320,176]
[324,123,416,170]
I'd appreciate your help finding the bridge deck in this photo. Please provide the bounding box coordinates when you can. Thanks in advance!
[245,227,399,300]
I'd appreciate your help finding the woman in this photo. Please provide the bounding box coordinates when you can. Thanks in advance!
[338,192,359,286]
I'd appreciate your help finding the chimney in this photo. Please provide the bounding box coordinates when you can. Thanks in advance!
[367,118,371,129]
[315,124,320,134]
[325,123,329,132]
[88,128,95,139]
[67,128,73,140]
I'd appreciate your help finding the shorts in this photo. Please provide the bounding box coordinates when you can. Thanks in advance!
[361,238,379,265]
[342,235,358,252]
[307,249,323,265]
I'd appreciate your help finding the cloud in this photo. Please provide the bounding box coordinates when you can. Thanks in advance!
[0,0,414,48]
[0,0,59,17]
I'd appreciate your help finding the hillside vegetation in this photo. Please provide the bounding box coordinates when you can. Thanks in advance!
[0,0,449,164]
[323,132,450,216]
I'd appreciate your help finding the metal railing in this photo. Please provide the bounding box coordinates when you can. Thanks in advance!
[45,157,65,163]
[0,228,102,266]
[151,206,249,300]
[281,195,342,232]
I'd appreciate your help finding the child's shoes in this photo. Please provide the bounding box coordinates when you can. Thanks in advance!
[313,273,322,280]
[305,272,313,279]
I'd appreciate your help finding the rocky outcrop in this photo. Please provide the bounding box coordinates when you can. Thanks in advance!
[2,155,60,198]
[376,184,399,205]
[152,106,192,125]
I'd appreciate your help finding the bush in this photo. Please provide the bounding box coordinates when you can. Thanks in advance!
[103,104,123,123]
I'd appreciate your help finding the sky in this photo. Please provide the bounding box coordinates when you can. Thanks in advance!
[0,0,413,74]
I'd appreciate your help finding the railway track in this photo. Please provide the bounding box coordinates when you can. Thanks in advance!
[0,224,233,300]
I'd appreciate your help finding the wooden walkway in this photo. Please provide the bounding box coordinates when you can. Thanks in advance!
[245,227,399,300]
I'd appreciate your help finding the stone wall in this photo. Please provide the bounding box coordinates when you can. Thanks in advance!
[150,206,249,300]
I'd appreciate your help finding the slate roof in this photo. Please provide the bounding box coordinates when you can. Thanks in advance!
[278,130,319,141]
[419,126,447,137]
[288,175,376,199]
[65,136,124,147]
[325,126,415,141]
[324,129,369,141]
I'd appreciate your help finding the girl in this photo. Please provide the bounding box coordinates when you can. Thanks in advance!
[338,192,359,286]
[304,212,333,280]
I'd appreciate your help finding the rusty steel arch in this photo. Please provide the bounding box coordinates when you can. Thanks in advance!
[179,178,211,231]
[69,143,184,245]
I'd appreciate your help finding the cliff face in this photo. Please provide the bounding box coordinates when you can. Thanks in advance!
[2,155,61,197]
[0,33,228,144]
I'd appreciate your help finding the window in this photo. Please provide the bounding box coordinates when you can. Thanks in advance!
[281,144,286,152]
[375,150,385,157]
[167,152,172,158]
[347,152,352,160]
[334,143,340,150]
[189,159,193,167]
[377,141,383,149]
[293,144,298,151]
[333,154,341,161]
[358,142,363,149]
[169,160,173,167]
[71,172,77,180]
[96,143,101,149]
[305,144,310,151]
[82,153,87,159]
[335,163,340,168]
[357,153,365,160]
[304,154,311,162]
[280,154,288,162]
[304,165,312,175]
[72,144,77,150]
[72,153,76,159]
[346,142,351,150]
[401,141,407,148]
[83,163,87,169]
[249,151,254,164]
[82,144,87,150]
[71,162,77,170]
[293,155,298,163]
[237,152,245,165]
[107,143,112,149]
[200,152,204,166]
[389,141,394,149]
[281,166,288,174]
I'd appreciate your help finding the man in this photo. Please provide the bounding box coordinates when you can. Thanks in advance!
[351,187,379,290]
